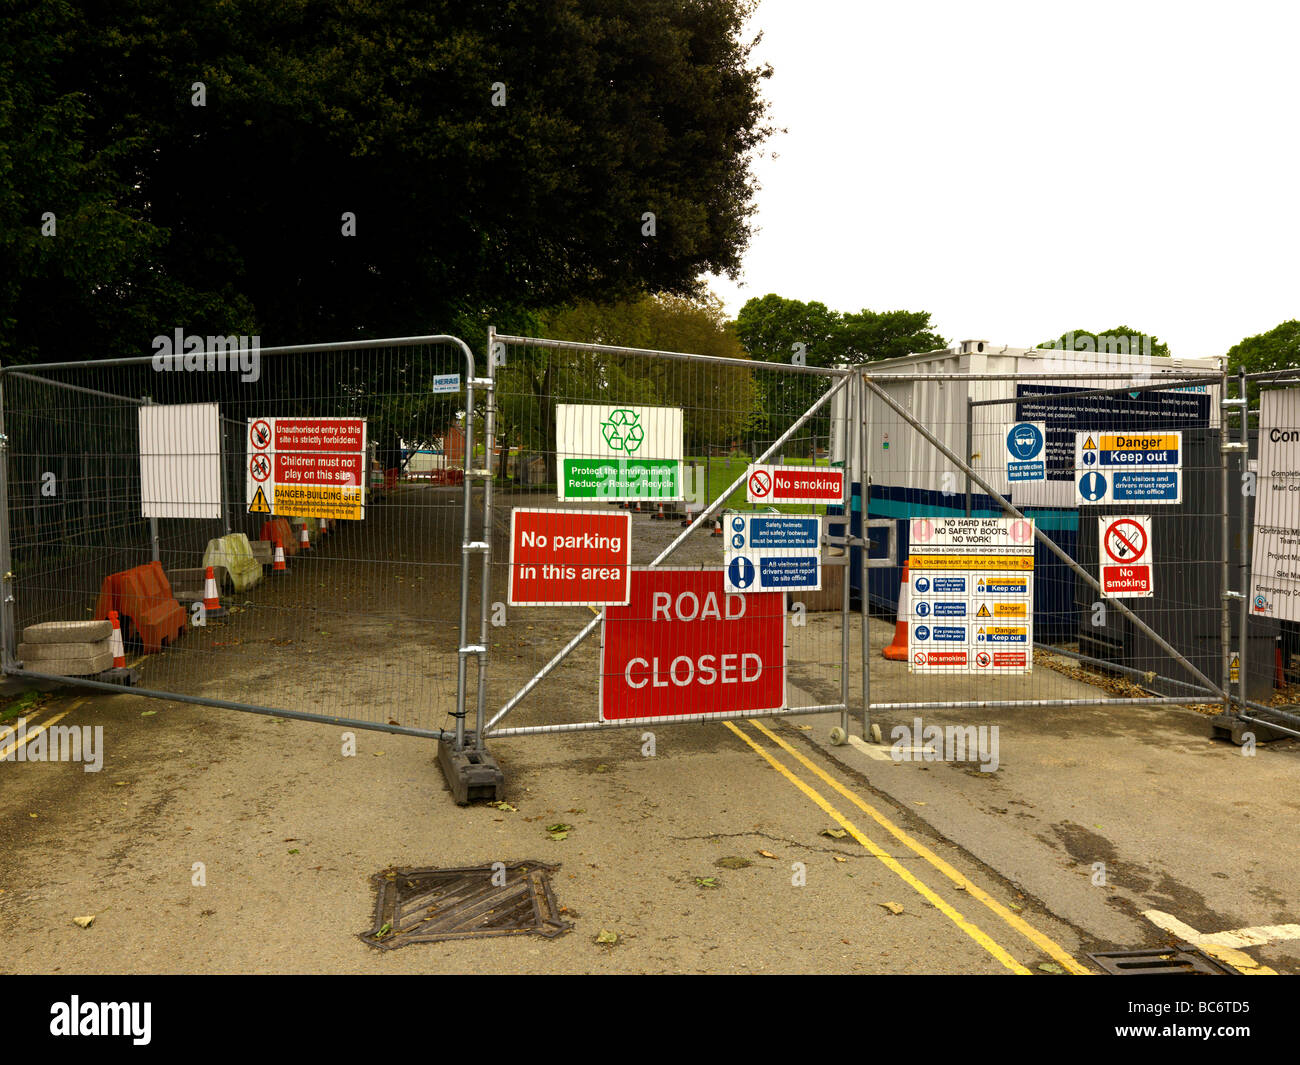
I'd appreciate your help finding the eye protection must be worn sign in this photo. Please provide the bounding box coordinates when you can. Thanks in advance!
[1075,431,1182,505]
[245,416,367,520]
[1098,515,1153,598]
[907,517,1035,674]
[1005,422,1046,483]
[600,568,785,722]
[724,513,822,592]
[555,404,684,501]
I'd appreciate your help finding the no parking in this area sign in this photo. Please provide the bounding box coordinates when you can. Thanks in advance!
[600,568,785,722]
[723,513,821,593]
[508,508,631,606]
[907,517,1035,674]
[1075,431,1182,505]
[1099,515,1153,598]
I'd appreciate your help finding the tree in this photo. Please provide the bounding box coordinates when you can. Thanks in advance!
[495,291,760,481]
[1037,327,1171,359]
[733,294,945,447]
[1224,320,1300,413]
[2,0,775,367]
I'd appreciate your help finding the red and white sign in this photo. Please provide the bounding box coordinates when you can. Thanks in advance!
[600,568,785,721]
[1099,515,1153,598]
[746,464,845,505]
[509,509,631,606]
[245,416,367,519]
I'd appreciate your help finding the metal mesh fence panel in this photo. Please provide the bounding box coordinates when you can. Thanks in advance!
[481,335,856,737]
[1,338,476,738]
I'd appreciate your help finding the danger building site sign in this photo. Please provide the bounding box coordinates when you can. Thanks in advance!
[246,416,367,520]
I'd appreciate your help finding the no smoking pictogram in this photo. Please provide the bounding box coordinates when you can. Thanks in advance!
[1104,518,1148,563]
[250,453,271,482]
[250,419,272,450]
[748,469,771,498]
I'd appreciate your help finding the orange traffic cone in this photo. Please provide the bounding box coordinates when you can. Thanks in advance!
[203,565,228,619]
[319,518,329,536]
[108,610,126,668]
[272,536,288,574]
[299,523,311,552]
[882,563,910,661]
[711,518,723,537]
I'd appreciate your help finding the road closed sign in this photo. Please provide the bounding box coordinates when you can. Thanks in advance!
[600,568,785,722]
[746,464,844,505]
[1099,515,1153,598]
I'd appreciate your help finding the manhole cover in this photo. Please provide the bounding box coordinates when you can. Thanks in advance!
[1087,944,1236,975]
[360,861,572,949]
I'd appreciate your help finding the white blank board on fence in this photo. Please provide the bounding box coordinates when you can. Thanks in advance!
[138,402,222,519]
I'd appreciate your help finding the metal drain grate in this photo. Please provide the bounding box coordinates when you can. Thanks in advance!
[1087,944,1236,975]
[360,861,572,949]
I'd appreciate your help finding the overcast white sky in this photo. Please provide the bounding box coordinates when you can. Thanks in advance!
[707,0,1300,357]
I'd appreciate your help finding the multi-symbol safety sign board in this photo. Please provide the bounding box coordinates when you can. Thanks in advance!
[246,417,367,520]
[907,517,1035,674]
[1075,431,1182,505]
[745,464,845,505]
[1098,515,1153,598]
[1005,422,1046,483]
[723,513,821,593]
[1250,388,1300,622]
[508,508,631,606]
[600,568,785,722]
[556,404,683,501]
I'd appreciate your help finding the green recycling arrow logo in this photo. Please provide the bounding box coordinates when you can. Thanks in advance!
[600,409,644,453]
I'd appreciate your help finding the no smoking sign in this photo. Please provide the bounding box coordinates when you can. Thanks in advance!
[1099,515,1153,598]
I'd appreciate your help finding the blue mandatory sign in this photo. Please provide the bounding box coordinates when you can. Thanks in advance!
[1007,423,1044,460]
[914,625,931,642]
[1082,451,1097,466]
[731,516,746,533]
[932,626,966,641]
[757,556,819,588]
[1078,471,1107,501]
[913,577,931,594]
[933,576,965,593]
[731,533,745,549]
[915,601,931,617]
[728,555,755,589]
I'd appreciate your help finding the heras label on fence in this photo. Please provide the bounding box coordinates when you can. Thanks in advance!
[246,416,367,520]
[745,464,844,504]
[600,568,785,722]
[508,508,632,606]
[907,518,1034,674]
[555,404,684,501]
[1250,388,1300,621]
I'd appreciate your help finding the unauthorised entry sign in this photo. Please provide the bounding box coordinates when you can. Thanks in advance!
[509,508,631,606]
[600,568,785,722]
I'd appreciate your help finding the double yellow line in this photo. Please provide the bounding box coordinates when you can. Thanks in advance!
[0,698,86,761]
[725,718,1092,976]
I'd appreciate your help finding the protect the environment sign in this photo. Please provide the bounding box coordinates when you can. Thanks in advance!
[555,404,684,501]
[1250,388,1300,622]
[907,517,1035,674]
[246,416,367,520]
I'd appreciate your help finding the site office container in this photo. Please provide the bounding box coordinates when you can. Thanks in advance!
[829,340,1223,639]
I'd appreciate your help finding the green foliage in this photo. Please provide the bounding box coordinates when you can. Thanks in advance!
[733,293,945,443]
[1037,327,1171,359]
[1,1,774,365]
[1224,320,1300,412]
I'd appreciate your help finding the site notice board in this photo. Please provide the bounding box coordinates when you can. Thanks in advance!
[907,517,1035,674]
[246,416,367,520]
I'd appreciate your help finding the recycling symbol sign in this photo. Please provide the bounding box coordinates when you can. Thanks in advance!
[600,409,645,453]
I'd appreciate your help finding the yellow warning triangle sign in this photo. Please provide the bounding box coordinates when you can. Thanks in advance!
[977,603,991,618]
[248,485,271,514]
[1083,435,1097,449]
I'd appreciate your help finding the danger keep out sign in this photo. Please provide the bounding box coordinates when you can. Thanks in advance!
[600,569,785,722]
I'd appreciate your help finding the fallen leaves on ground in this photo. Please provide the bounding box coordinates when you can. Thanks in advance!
[879,902,904,915]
